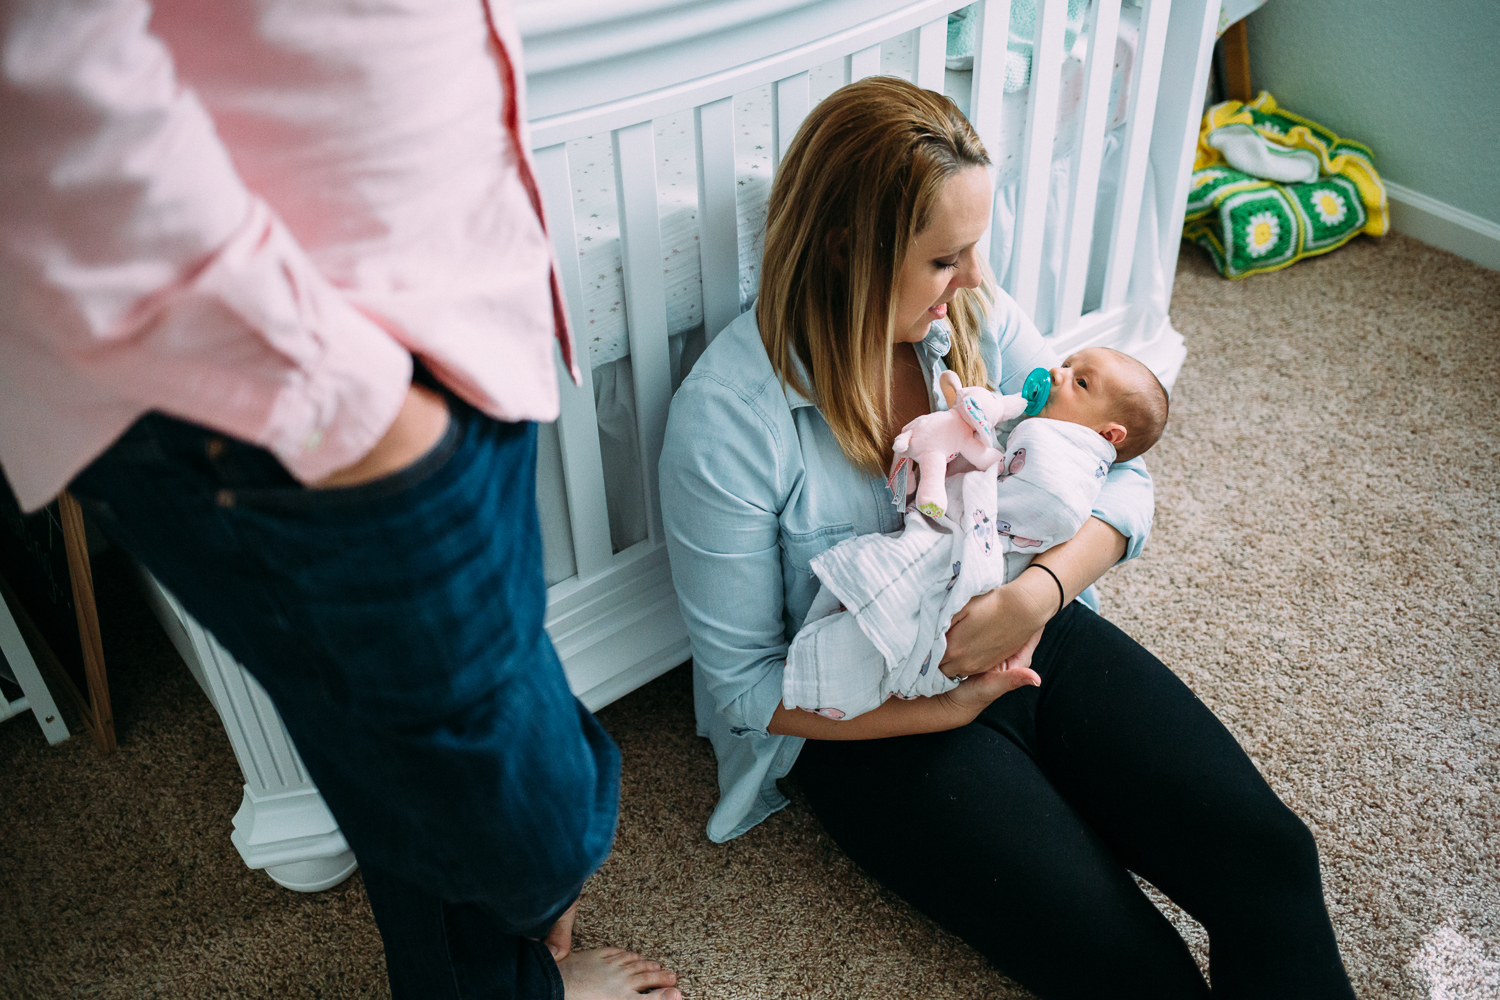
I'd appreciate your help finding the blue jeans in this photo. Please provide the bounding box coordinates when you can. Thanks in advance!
[71,394,621,1000]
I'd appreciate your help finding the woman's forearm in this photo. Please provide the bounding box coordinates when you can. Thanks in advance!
[770,518,1129,738]
[938,516,1128,679]
[1027,515,1128,606]
[767,696,965,739]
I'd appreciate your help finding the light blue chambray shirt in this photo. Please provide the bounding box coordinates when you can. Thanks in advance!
[659,291,1155,843]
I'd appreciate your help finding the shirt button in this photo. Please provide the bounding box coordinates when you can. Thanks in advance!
[215,489,235,508]
[205,437,227,459]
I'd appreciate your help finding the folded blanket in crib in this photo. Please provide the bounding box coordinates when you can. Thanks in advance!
[1184,92,1388,279]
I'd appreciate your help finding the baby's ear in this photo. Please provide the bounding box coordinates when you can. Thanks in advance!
[938,370,962,407]
[1100,422,1127,446]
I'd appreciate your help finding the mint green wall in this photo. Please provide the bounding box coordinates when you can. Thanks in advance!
[1245,0,1500,225]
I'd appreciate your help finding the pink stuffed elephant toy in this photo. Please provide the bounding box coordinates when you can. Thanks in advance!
[888,369,1028,518]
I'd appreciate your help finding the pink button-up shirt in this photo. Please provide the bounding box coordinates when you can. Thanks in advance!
[0,0,576,512]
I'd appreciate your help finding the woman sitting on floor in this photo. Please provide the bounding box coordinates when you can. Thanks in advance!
[659,76,1357,999]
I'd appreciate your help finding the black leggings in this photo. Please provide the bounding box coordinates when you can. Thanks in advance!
[791,602,1355,1000]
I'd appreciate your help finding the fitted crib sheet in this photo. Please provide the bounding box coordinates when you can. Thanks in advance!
[565,7,1143,368]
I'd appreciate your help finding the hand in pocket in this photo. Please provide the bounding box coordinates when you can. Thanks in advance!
[312,383,452,490]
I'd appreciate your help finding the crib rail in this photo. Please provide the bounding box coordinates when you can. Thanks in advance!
[529,0,974,590]
[1054,0,1123,327]
[1102,0,1173,312]
[694,96,741,361]
[1000,0,1176,343]
[522,0,1219,709]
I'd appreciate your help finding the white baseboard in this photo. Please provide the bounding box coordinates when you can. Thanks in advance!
[1385,182,1500,271]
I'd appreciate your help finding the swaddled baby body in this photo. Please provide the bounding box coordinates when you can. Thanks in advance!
[782,347,1168,720]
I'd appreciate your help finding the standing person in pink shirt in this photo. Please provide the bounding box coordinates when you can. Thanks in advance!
[0,1,680,997]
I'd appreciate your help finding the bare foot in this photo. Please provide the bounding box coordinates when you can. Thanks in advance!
[557,947,681,999]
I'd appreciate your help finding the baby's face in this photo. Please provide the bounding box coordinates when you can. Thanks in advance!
[1039,347,1129,432]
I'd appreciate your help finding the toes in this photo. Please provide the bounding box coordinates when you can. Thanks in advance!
[644,989,683,1000]
[631,967,678,991]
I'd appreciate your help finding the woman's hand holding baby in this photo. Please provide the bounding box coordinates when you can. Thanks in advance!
[937,626,1044,722]
[939,572,1056,679]
[940,516,1131,681]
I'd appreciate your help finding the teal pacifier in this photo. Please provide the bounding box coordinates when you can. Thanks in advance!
[1021,367,1051,416]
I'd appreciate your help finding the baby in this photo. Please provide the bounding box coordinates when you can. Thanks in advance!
[987,346,1169,558]
[1031,346,1168,461]
[781,346,1168,721]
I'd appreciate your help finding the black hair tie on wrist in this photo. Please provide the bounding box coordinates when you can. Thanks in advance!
[1025,562,1066,616]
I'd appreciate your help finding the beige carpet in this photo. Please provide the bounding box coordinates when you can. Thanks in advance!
[2,232,1497,999]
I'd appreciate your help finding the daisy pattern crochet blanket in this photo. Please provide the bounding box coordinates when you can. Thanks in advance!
[1183,92,1389,279]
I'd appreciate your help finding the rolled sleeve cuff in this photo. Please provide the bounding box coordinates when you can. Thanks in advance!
[1091,456,1155,563]
[723,659,789,737]
[261,304,413,484]
[141,200,414,483]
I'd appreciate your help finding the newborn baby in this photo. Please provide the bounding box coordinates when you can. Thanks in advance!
[989,346,1168,554]
[782,346,1169,721]
[1033,346,1168,460]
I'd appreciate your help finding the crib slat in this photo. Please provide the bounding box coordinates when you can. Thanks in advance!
[849,43,882,82]
[612,122,674,545]
[532,142,614,581]
[968,0,1013,172]
[1054,0,1123,331]
[1153,0,1221,309]
[1009,0,1070,320]
[915,17,947,93]
[1102,0,1172,310]
[695,96,741,343]
[969,0,1012,266]
[772,71,812,170]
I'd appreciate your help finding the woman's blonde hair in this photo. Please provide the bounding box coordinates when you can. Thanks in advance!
[757,75,993,476]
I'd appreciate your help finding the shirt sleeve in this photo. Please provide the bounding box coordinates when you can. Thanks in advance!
[984,288,1155,562]
[659,372,791,738]
[0,0,411,484]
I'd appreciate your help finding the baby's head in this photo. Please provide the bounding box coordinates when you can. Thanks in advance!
[1038,347,1168,462]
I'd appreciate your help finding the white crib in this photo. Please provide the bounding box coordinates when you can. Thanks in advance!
[523,0,1220,707]
[145,0,1223,890]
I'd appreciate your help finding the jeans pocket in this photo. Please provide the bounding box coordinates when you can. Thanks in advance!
[215,414,544,717]
[229,403,464,514]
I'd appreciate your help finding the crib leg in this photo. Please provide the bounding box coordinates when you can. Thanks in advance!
[1221,20,1252,103]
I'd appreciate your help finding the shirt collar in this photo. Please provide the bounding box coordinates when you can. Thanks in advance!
[782,346,819,410]
[915,322,953,410]
[918,321,952,359]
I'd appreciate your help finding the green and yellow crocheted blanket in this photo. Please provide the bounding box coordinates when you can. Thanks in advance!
[1184,93,1389,279]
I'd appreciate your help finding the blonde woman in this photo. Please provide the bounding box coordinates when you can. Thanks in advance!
[660,78,1355,998]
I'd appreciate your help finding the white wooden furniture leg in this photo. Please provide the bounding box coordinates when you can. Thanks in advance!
[138,570,358,893]
[0,588,70,745]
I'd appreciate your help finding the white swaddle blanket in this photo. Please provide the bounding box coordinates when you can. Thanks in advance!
[782,418,1115,721]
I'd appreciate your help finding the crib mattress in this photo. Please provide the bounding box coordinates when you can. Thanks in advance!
[563,9,1143,368]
